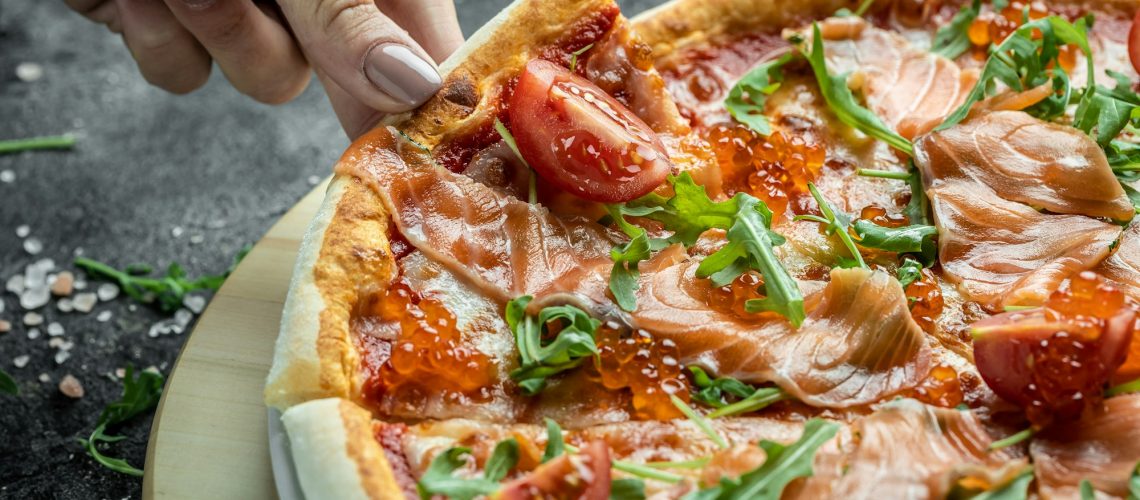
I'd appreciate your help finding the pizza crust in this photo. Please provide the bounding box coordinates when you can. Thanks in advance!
[281,398,406,500]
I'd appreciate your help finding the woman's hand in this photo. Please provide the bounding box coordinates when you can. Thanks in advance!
[65,0,464,138]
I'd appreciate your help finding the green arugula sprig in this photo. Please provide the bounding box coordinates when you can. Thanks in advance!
[795,183,866,269]
[896,257,924,289]
[670,395,729,449]
[688,366,788,418]
[0,368,17,395]
[550,420,683,485]
[505,296,601,395]
[542,417,565,463]
[989,427,1035,451]
[1074,71,1140,148]
[1129,461,1140,500]
[682,419,840,500]
[78,366,164,476]
[493,118,538,204]
[75,247,248,313]
[1080,480,1097,500]
[931,0,982,59]
[611,478,648,500]
[1107,376,1140,397]
[724,53,795,136]
[852,220,938,265]
[969,466,1034,500]
[417,438,520,500]
[0,134,76,154]
[569,43,595,72]
[938,15,1094,130]
[834,0,875,18]
[857,165,932,225]
[802,24,914,155]
[608,174,803,325]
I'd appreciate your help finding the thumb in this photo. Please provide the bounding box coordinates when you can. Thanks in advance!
[280,0,442,113]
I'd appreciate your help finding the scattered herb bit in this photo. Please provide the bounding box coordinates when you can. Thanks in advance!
[856,169,911,180]
[802,24,914,155]
[896,257,924,289]
[74,248,247,313]
[505,296,600,395]
[569,43,595,72]
[856,166,931,226]
[1002,305,1039,312]
[725,53,795,136]
[494,118,537,204]
[937,15,1093,131]
[0,134,76,154]
[565,442,685,484]
[396,129,431,153]
[1074,70,1140,148]
[931,0,982,59]
[834,0,875,18]
[606,204,655,312]
[630,172,737,247]
[970,466,1034,500]
[542,417,565,463]
[852,220,937,265]
[610,478,647,500]
[1129,461,1139,500]
[795,184,867,269]
[989,427,1035,451]
[417,439,520,500]
[78,366,164,476]
[1080,480,1097,500]
[1107,377,1140,397]
[688,366,788,418]
[646,457,712,470]
[683,418,840,500]
[0,368,17,395]
[670,395,729,449]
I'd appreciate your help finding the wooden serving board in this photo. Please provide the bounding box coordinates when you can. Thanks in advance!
[143,179,329,499]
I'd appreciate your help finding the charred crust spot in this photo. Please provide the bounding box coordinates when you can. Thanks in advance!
[442,78,479,109]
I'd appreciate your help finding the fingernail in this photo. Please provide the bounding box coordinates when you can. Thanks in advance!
[364,44,442,107]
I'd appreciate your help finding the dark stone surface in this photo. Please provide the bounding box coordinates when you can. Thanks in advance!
[0,0,663,498]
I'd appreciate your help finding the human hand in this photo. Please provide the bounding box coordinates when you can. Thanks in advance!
[65,0,464,138]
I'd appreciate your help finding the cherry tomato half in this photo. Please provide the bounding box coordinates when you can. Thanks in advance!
[1130,11,1140,75]
[507,59,672,203]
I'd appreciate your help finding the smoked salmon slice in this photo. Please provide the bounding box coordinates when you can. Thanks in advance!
[794,399,1022,499]
[914,113,1127,309]
[813,17,977,140]
[1030,393,1140,499]
[1098,222,1140,300]
[633,257,932,407]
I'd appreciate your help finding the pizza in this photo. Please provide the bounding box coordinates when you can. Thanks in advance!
[264,0,1140,498]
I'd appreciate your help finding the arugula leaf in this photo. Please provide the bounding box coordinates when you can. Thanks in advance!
[795,183,867,269]
[0,367,16,395]
[852,220,937,265]
[0,134,76,154]
[569,43,595,73]
[696,195,805,326]
[683,419,840,500]
[542,418,565,463]
[725,53,795,136]
[494,118,537,204]
[75,248,247,313]
[611,477,647,500]
[78,366,164,476]
[1080,480,1097,500]
[802,24,914,155]
[1074,70,1140,148]
[904,165,932,225]
[988,428,1035,451]
[632,172,738,246]
[606,204,654,312]
[1129,461,1139,500]
[938,15,1094,131]
[417,447,500,500]
[688,366,788,418]
[484,438,520,482]
[670,395,729,449]
[896,257,924,289]
[931,0,982,59]
[970,466,1034,500]
[834,0,874,18]
[1110,140,1140,177]
[506,296,601,395]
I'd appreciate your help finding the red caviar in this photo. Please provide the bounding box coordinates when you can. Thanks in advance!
[360,280,496,403]
[909,364,965,408]
[705,125,826,217]
[594,324,689,420]
[859,205,910,228]
[966,1,1077,71]
[906,269,945,334]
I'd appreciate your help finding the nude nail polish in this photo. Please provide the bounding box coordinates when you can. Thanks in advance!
[364,44,442,107]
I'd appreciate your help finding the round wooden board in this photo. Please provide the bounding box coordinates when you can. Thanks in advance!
[142,179,329,499]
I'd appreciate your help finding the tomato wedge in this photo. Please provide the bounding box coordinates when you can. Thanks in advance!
[507,59,672,203]
[1130,11,1140,75]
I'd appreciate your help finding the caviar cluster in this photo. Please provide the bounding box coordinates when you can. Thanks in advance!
[966,1,1077,70]
[593,325,690,420]
[909,364,964,408]
[706,125,826,217]
[364,280,496,402]
[707,272,769,319]
[906,269,945,333]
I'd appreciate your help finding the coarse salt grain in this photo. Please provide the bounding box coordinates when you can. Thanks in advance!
[27,328,40,339]
[58,375,84,399]
[15,225,30,238]
[6,275,25,294]
[307,175,322,186]
[174,308,193,327]
[20,286,50,310]
[96,310,112,322]
[171,226,184,238]
[56,298,73,313]
[46,322,64,336]
[183,295,206,314]
[13,355,29,368]
[0,170,14,183]
[23,238,43,255]
[38,373,50,383]
[54,351,70,364]
[96,283,120,301]
[73,278,86,290]
[51,271,74,296]
[72,293,97,313]
[114,368,125,378]
[0,300,4,314]
[23,312,43,326]
[189,234,205,245]
[15,62,44,82]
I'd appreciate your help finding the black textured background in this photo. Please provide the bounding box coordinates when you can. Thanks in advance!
[0,0,661,498]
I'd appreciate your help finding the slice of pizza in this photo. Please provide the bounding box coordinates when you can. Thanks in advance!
[266,0,1140,498]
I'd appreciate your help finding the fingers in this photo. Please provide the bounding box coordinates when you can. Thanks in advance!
[161,0,311,104]
[315,69,386,139]
[378,0,464,62]
[279,0,443,114]
[112,0,212,94]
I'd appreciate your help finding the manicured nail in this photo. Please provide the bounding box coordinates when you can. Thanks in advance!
[364,43,442,107]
